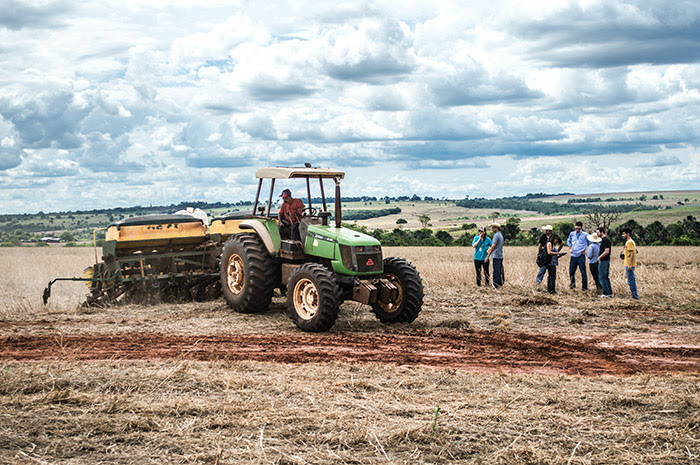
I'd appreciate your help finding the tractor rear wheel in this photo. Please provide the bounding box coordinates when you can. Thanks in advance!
[371,257,424,324]
[220,233,278,313]
[287,263,340,332]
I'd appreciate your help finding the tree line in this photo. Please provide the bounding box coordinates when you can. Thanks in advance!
[345,215,700,247]
[338,207,402,221]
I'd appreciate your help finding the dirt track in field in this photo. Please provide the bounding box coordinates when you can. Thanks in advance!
[2,329,699,376]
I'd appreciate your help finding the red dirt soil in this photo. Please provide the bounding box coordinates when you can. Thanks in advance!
[2,329,699,376]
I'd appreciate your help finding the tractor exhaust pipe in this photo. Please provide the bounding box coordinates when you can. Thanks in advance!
[334,178,342,228]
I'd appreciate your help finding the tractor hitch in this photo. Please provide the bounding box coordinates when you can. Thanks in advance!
[42,277,98,305]
[353,278,398,305]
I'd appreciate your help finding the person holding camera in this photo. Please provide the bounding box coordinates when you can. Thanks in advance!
[621,228,638,299]
[471,226,492,287]
[485,222,505,289]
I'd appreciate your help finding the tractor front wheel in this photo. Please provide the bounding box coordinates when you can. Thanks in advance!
[371,257,424,324]
[287,263,340,332]
[220,233,278,313]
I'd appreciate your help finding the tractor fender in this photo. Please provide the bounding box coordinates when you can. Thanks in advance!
[239,220,277,255]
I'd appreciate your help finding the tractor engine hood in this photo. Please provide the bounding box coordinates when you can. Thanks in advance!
[304,224,383,274]
[307,225,380,247]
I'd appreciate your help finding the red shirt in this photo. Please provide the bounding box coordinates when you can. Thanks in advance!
[279,198,305,224]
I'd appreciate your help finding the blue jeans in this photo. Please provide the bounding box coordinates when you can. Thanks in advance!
[492,258,504,289]
[598,260,612,296]
[569,255,588,290]
[626,266,638,299]
[536,266,547,284]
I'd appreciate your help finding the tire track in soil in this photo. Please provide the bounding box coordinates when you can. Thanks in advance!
[2,330,699,376]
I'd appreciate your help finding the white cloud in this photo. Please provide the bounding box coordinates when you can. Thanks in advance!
[496,151,700,196]
[169,13,268,68]
[636,155,682,167]
[321,18,415,82]
[92,90,132,118]
[1,0,699,212]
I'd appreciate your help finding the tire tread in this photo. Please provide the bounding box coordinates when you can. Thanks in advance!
[287,263,340,332]
[220,233,278,313]
[371,257,424,324]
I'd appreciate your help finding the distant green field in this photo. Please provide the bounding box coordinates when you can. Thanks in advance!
[350,192,699,233]
[513,191,700,230]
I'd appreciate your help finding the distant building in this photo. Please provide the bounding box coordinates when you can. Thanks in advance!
[40,237,61,243]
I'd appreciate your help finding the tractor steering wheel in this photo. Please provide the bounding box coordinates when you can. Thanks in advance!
[306,207,319,217]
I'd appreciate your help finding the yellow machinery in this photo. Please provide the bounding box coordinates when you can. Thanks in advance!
[44,214,221,306]
[208,212,248,242]
[105,215,209,255]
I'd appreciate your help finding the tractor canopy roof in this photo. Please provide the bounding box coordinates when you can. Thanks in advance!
[255,167,345,180]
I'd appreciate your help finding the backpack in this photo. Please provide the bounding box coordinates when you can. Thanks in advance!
[536,244,551,267]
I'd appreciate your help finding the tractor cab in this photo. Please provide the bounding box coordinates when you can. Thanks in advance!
[253,166,344,221]
[209,166,351,257]
[251,166,347,259]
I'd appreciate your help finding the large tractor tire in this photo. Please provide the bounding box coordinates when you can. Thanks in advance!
[220,233,278,313]
[371,257,424,324]
[287,263,340,332]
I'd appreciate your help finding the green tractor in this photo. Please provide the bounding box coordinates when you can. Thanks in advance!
[210,166,424,332]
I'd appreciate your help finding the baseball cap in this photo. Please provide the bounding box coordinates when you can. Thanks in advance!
[279,189,291,198]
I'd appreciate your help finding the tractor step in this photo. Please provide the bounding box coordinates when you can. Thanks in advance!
[279,240,305,260]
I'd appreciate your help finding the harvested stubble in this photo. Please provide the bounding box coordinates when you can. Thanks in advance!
[1,247,699,342]
[1,247,699,464]
[385,246,700,340]
[1,361,698,464]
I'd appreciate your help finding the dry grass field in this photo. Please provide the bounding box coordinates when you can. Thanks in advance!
[3,247,698,338]
[1,246,699,464]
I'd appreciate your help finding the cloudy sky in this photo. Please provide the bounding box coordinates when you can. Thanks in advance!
[1,0,699,213]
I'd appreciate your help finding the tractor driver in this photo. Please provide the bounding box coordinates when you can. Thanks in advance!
[278,188,305,240]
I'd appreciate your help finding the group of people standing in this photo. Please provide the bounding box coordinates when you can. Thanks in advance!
[471,220,639,299]
[536,221,638,298]
[536,222,638,298]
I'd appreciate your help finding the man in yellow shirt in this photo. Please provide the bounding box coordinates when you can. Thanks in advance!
[621,228,638,299]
